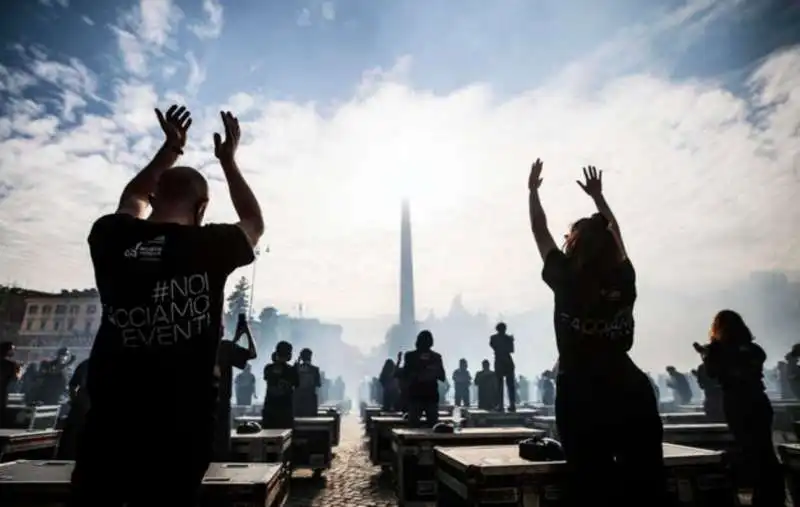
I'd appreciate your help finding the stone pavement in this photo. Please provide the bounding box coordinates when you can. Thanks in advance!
[287,414,396,507]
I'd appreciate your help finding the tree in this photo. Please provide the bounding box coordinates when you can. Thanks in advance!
[224,277,250,333]
[227,277,250,316]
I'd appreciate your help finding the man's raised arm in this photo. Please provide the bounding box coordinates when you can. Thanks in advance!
[213,111,265,247]
[117,105,192,218]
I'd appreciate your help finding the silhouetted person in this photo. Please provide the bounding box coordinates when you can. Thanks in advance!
[400,330,445,427]
[490,322,516,412]
[319,371,330,403]
[19,362,39,405]
[0,342,20,428]
[438,379,450,406]
[528,162,666,506]
[70,106,263,507]
[518,375,529,404]
[294,348,321,417]
[695,310,785,507]
[777,361,792,399]
[665,366,692,405]
[786,344,800,399]
[539,370,555,406]
[379,355,400,411]
[452,359,472,407]
[692,364,723,421]
[262,342,299,429]
[394,356,408,413]
[235,364,257,406]
[370,377,381,405]
[647,372,660,403]
[474,360,497,410]
[58,359,90,459]
[214,314,257,460]
[40,347,76,405]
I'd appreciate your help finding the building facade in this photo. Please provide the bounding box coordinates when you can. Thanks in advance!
[0,287,54,342]
[19,289,101,337]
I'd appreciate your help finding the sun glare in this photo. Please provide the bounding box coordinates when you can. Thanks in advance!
[345,160,467,230]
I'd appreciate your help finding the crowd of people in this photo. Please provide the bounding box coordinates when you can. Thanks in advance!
[370,322,553,414]
[0,104,791,507]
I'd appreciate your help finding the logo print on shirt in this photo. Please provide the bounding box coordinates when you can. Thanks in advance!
[106,273,212,348]
[124,236,165,261]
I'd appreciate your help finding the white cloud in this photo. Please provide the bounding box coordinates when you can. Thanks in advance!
[321,1,336,21]
[296,8,312,27]
[185,52,206,95]
[39,0,69,7]
[1,1,799,364]
[2,43,798,318]
[112,82,160,134]
[189,0,224,39]
[113,27,148,77]
[138,0,179,47]
[112,0,182,77]
[81,16,94,26]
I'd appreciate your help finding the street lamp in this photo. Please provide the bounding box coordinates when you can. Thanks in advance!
[248,245,270,318]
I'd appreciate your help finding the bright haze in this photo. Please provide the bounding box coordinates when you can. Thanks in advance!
[0,0,799,372]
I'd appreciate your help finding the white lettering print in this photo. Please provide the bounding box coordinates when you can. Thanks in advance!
[558,308,634,339]
[107,273,213,348]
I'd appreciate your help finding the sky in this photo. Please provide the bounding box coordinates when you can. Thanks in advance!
[0,0,799,354]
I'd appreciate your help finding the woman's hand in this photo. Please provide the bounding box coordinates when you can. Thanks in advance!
[577,165,603,198]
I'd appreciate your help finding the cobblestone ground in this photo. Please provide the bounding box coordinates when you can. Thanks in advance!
[287,414,396,507]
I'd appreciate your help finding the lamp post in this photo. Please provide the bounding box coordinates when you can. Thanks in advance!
[248,245,269,318]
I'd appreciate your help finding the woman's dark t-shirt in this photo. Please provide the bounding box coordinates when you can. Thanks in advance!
[83,214,255,456]
[542,249,637,378]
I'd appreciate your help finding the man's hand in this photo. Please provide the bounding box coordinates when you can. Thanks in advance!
[213,111,241,163]
[577,165,603,198]
[528,158,543,191]
[155,105,192,151]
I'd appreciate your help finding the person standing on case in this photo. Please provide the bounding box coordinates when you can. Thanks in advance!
[399,330,446,428]
[294,348,321,417]
[262,342,299,429]
[70,106,263,507]
[214,314,257,460]
[490,322,516,412]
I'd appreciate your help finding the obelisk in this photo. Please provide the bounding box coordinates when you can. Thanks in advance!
[386,199,417,354]
[399,199,416,329]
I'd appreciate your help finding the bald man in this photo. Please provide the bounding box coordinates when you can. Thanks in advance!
[70,106,264,507]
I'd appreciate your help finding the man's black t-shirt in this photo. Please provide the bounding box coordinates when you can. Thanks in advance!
[84,214,254,443]
[216,340,251,414]
[542,249,637,377]
[490,333,515,371]
[0,358,18,424]
[264,361,299,408]
[402,350,445,402]
[235,371,257,400]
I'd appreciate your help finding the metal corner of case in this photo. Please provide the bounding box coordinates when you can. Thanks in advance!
[464,464,480,481]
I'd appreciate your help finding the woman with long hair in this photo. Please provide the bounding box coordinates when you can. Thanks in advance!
[694,310,784,506]
[528,161,665,506]
[378,357,400,411]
